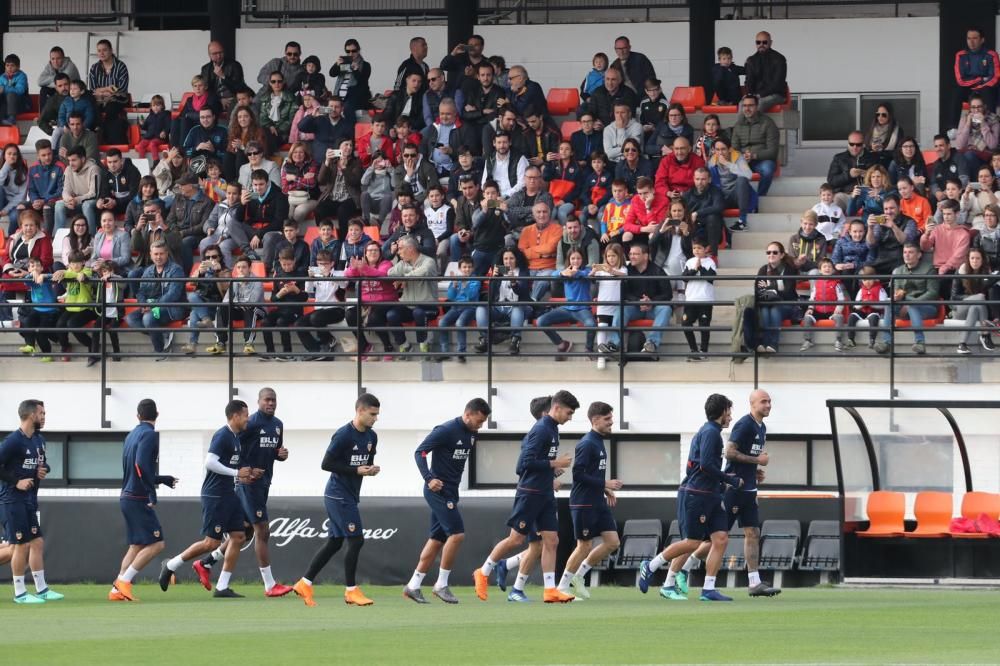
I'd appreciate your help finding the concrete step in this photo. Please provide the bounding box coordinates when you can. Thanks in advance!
[758,196,817,214]
[727,231,796,249]
[766,176,826,197]
[744,213,800,231]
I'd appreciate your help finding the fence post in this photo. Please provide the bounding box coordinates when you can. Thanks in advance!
[486,277,496,429]
[356,277,365,397]
[99,279,110,429]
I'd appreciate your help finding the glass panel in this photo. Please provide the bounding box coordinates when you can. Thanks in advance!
[953,409,1000,494]
[558,436,579,488]
[833,408,873,522]
[857,406,953,493]
[42,438,63,480]
[811,438,838,487]
[860,97,918,148]
[67,437,122,481]
[761,440,807,485]
[474,440,521,485]
[801,97,857,142]
[617,439,680,486]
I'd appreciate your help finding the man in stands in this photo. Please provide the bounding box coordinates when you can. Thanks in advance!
[482,107,522,159]
[598,242,672,356]
[393,142,438,204]
[683,167,725,256]
[386,235,440,355]
[20,139,63,234]
[586,66,638,131]
[256,41,305,97]
[382,203,436,260]
[201,41,245,112]
[731,95,779,196]
[55,145,100,234]
[396,36,429,92]
[385,72,427,133]
[827,131,878,214]
[423,68,459,127]
[602,101,642,164]
[874,243,939,356]
[462,62,506,149]
[441,34,487,95]
[297,96,354,164]
[744,31,787,112]
[183,107,227,161]
[614,36,656,94]
[866,192,918,275]
[656,136,705,201]
[37,72,69,136]
[930,133,969,201]
[557,216,600,267]
[506,166,554,235]
[127,240,185,359]
[59,112,99,163]
[130,200,183,280]
[37,46,80,109]
[521,107,560,168]
[422,99,473,176]
[951,26,1000,128]
[517,202,562,301]
[571,111,604,170]
[88,39,129,145]
[507,66,549,122]
[96,147,140,222]
[231,169,288,264]
[482,131,528,199]
[166,173,213,274]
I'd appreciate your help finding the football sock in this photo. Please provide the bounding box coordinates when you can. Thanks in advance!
[305,537,343,581]
[557,571,573,591]
[748,570,761,587]
[166,555,185,571]
[300,577,313,586]
[648,554,667,572]
[260,566,276,591]
[32,570,47,592]
[216,571,232,591]
[682,555,700,572]
[480,558,496,576]
[505,553,522,570]
[578,558,595,573]
[543,572,555,588]
[513,573,529,591]
[407,570,426,591]
[210,548,224,563]
[703,575,717,591]
[434,569,450,589]
[344,537,364,588]
[121,566,139,583]
[664,570,677,588]
[346,585,357,592]
[13,576,26,597]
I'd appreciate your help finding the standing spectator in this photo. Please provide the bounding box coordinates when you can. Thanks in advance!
[920,199,971,300]
[602,102,643,164]
[481,131,528,199]
[586,67,638,130]
[0,54,30,126]
[744,32,787,111]
[460,63,505,145]
[329,39,372,116]
[179,245,227,354]
[440,34,487,95]
[256,41,305,97]
[863,103,904,168]
[800,258,847,352]
[889,140,928,196]
[261,247,308,359]
[396,36,430,93]
[571,112,604,170]
[731,95,779,196]
[52,250,98,359]
[423,186,455,268]
[16,257,58,360]
[579,52,608,102]
[227,108,268,182]
[866,194,918,275]
[95,148,140,222]
[649,199,694,280]
[135,94,170,161]
[517,202,563,301]
[655,136,705,200]
[231,169,288,263]
[597,242,672,356]
[58,111,99,163]
[645,103,695,161]
[423,68,459,128]
[709,46,744,106]
[468,180,509,274]
[172,76,222,148]
[88,39,129,144]
[386,235,439,355]
[289,89,321,147]
[236,141,279,192]
[681,238,718,361]
[507,66,549,122]
[448,175,480,263]
[208,256,264,356]
[127,241,184,359]
[90,207,130,273]
[296,248,347,359]
[683,167,725,256]
[437,255,480,361]
[930,133,970,202]
[951,26,1000,128]
[754,241,800,354]
[37,73,69,136]
[281,141,319,223]
[953,93,999,175]
[953,247,997,354]
[315,139,362,239]
[590,243,626,367]
[19,139,63,234]
[504,166,553,234]
[831,219,871,282]
[360,152,394,223]
[201,41,245,112]
[0,143,28,234]
[613,36,656,94]
[875,243,939,355]
[54,146,100,234]
[473,247,532,355]
[297,97,354,164]
[897,176,932,233]
[152,147,187,209]
[828,131,878,213]
[708,137,754,232]
[386,72,428,134]
[37,46,80,110]
[537,248,598,357]
[258,72,297,153]
[344,241,397,360]
[845,265,888,349]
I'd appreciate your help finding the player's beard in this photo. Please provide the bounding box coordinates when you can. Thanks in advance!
[34,416,44,431]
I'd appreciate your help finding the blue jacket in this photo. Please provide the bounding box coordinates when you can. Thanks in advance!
[446,278,481,302]
[27,162,64,203]
[955,47,1000,89]
[23,276,58,312]
[830,236,870,270]
[554,267,592,311]
[297,114,355,164]
[0,70,28,96]
[141,110,172,141]
[183,124,228,160]
[136,260,185,321]
[58,94,98,129]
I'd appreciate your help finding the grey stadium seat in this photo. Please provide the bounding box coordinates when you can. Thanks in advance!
[759,519,802,570]
[720,523,746,570]
[616,519,662,569]
[666,519,681,547]
[588,534,616,571]
[798,520,841,571]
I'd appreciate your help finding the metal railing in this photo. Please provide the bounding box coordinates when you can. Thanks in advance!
[2,271,997,429]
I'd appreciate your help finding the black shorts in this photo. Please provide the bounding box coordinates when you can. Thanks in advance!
[237,483,270,524]
[324,495,363,538]
[120,498,164,545]
[571,506,617,540]
[724,488,760,529]
[2,501,41,544]
[677,488,727,541]
[424,487,465,542]
[201,494,246,538]
[507,492,558,536]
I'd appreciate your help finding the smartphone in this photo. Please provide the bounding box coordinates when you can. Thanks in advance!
[316,106,331,114]
[873,215,886,225]
[308,266,323,277]
[331,149,342,159]
[487,199,499,209]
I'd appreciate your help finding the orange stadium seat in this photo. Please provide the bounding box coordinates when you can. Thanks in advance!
[907,491,952,538]
[547,88,580,116]
[951,491,1000,538]
[856,490,905,537]
[670,86,706,113]
[16,94,39,122]
[560,120,581,142]
[0,126,19,145]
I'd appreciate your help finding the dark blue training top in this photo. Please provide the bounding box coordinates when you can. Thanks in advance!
[202,425,241,498]
[239,411,283,485]
[570,430,608,508]
[0,429,47,506]
[683,420,740,495]
[121,422,173,504]
[724,414,766,492]
[414,417,475,495]
[325,422,378,503]
[515,415,560,495]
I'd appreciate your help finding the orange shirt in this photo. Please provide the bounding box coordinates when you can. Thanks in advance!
[900,193,931,232]
[517,222,563,271]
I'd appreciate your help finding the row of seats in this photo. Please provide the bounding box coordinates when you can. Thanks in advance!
[857,490,1000,538]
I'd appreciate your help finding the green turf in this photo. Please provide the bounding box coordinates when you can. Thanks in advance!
[0,583,995,664]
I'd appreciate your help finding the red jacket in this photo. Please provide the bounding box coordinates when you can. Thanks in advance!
[654,152,705,198]
[357,132,396,168]
[623,193,669,235]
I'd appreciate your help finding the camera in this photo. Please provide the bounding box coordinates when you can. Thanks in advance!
[456,44,468,53]
[317,106,331,114]
[331,149,342,159]
[339,61,352,73]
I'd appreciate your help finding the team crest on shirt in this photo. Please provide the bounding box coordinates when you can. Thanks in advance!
[367,442,373,452]
[348,522,356,532]
[275,427,281,435]
[699,515,706,524]
[256,510,263,518]
[582,529,590,537]
[732,506,739,514]
[15,532,22,540]
[446,501,454,510]
[215,525,222,534]
[519,521,526,530]
[153,530,161,538]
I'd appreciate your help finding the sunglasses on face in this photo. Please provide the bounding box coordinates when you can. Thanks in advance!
[756,40,769,45]
[246,151,261,157]
[270,79,283,84]
[876,112,888,118]
[766,250,780,255]
[428,76,440,81]
[848,142,863,147]
[403,153,417,158]
[286,52,300,57]
[623,148,638,152]
[204,255,221,260]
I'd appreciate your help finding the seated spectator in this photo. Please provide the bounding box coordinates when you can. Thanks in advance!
[172,75,222,148]
[88,39,129,145]
[744,31,787,111]
[681,238,718,361]
[831,219,871,279]
[344,241,397,359]
[655,136,705,200]
[382,183,419,238]
[386,235,439,354]
[231,168,287,263]
[845,265,888,349]
[54,146,100,234]
[18,139,63,234]
[227,107,268,182]
[973,203,1000,271]
[180,245,227,353]
[570,112,604,170]
[38,73,69,137]
[920,199,971,299]
[458,62,505,142]
[709,46,744,106]
[237,141,279,191]
[0,54,29,126]
[603,102,643,164]
[955,93,999,175]
[257,71,298,153]
[261,247,308,359]
[437,255,480,361]
[545,141,584,224]
[599,179,631,245]
[638,78,669,140]
[50,251,98,360]
[961,165,998,229]
[58,111,99,163]
[754,241,800,354]
[580,151,613,230]
[622,176,668,245]
[296,248,347,359]
[182,107,227,162]
[386,72,428,133]
[800,258,847,352]
[201,40,245,112]
[96,148,140,221]
[307,218,338,267]
[423,68,460,129]
[848,165,891,218]
[446,146,482,204]
[695,113,730,163]
[128,200,182,286]
[863,103,904,167]
[200,158,227,204]
[256,41,305,99]
[127,241,184,359]
[521,107,560,168]
[337,218,372,268]
[281,142,318,223]
[153,146,189,208]
[885,139,927,198]
[597,242,672,356]
[866,193,918,275]
[506,66,548,123]
[505,166,554,235]
[537,248,598,357]
[645,103,695,161]
[481,131,527,199]
[579,52,608,102]
[270,218,309,275]
[383,203,436,260]
[207,256,264,355]
[930,133,969,202]
[875,243,939,355]
[828,131,878,213]
[951,27,1000,128]
[707,137,754,232]
[124,175,162,233]
[359,114,395,169]
[481,107,521,159]
[135,94,170,161]
[896,176,932,233]
[3,212,53,302]
[586,65,638,131]
[289,89,321,149]
[166,173,212,274]
[360,152,394,223]
[932,178,968,226]
[392,141,438,204]
[953,247,997,354]
[474,247,532,355]
[315,138,362,238]
[56,78,97,140]
[468,180,509,274]
[422,101,473,176]
[731,95,779,196]
[38,46,80,110]
[517,202,563,301]
[556,216,600,268]
[614,138,653,195]
[682,167,725,255]
[423,186,455,269]
[0,143,28,234]
[448,175,480,264]
[90,208,130,273]
[301,55,327,101]
[55,214,92,270]
[15,257,58,360]
[390,115,423,162]
[649,199,694,280]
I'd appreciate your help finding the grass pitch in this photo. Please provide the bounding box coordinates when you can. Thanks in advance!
[0,583,994,664]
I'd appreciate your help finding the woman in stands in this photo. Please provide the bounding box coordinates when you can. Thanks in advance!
[473,247,532,356]
[649,199,694,287]
[344,240,397,361]
[695,113,729,162]
[536,247,597,358]
[888,137,927,194]
[647,102,694,160]
[952,247,997,354]
[754,240,800,354]
[848,165,891,219]
[225,105,267,182]
[960,165,998,230]
[0,143,28,235]
[90,209,130,274]
[543,140,583,224]
[152,147,188,210]
[55,214,93,271]
[973,205,1000,304]
[1,210,53,302]
[282,141,319,223]
[614,137,653,195]
[124,175,162,232]
[863,102,903,168]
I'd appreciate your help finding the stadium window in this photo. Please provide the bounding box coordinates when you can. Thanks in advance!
[615,436,682,489]
[63,433,125,486]
[470,435,522,488]
[810,437,839,487]
[799,93,919,146]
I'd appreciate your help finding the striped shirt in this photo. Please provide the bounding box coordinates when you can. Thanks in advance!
[88,57,129,92]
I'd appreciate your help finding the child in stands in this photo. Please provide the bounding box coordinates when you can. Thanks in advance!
[812,182,846,242]
[846,265,889,349]
[801,257,847,352]
[536,247,597,358]
[580,52,608,101]
[710,47,745,106]
[681,238,717,361]
[87,259,123,365]
[600,179,631,245]
[135,94,171,160]
[437,255,480,362]
[590,242,626,369]
[17,257,58,361]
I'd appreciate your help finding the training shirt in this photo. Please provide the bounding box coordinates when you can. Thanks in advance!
[0,429,47,506]
[239,411,283,486]
[121,421,171,503]
[515,415,560,495]
[683,420,740,495]
[414,417,475,495]
[202,425,241,498]
[324,422,377,503]
[570,430,608,509]
[724,414,766,492]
